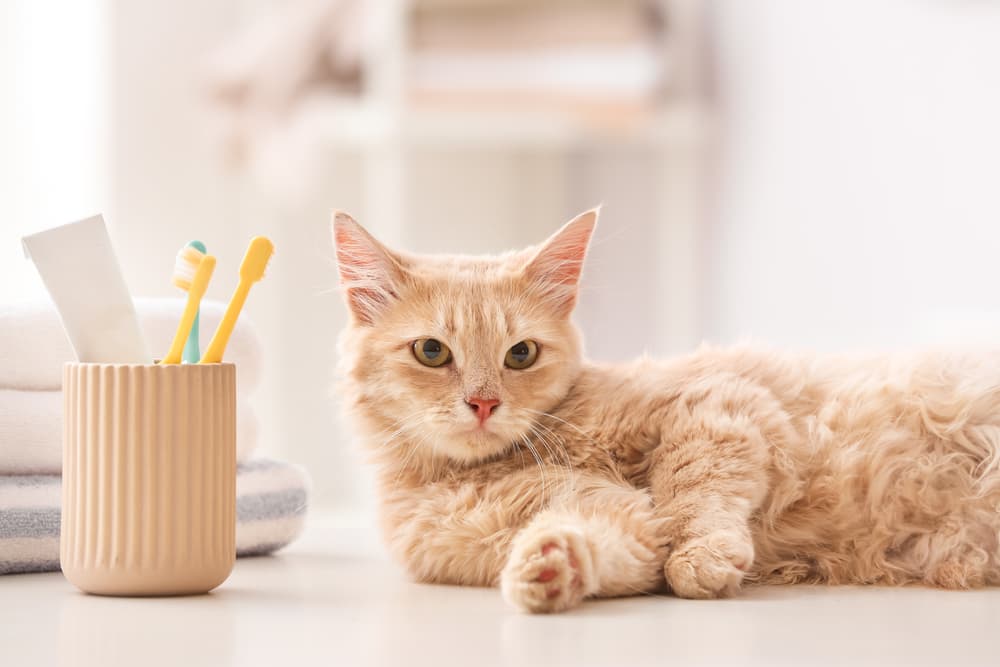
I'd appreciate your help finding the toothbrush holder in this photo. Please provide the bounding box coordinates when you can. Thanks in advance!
[60,362,237,596]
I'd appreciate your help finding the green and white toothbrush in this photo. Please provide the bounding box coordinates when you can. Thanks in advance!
[172,240,207,363]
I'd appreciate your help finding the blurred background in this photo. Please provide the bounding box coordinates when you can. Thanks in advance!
[2,0,1000,514]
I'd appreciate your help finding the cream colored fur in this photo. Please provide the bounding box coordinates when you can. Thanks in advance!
[332,210,1000,613]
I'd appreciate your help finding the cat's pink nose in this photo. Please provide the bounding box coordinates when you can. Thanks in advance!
[466,397,500,425]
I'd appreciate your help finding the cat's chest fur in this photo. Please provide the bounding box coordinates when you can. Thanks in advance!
[513,361,690,489]
[508,347,820,490]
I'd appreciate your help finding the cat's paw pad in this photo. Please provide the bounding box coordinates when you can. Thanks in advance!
[665,530,753,599]
[501,526,593,613]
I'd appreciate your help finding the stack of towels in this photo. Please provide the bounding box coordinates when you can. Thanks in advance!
[0,298,310,575]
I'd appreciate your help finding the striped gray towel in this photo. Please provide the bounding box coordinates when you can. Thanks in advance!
[0,458,309,575]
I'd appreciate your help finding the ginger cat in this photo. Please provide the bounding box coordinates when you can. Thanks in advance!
[333,209,1000,613]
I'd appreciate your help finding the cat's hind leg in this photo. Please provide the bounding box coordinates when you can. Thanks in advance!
[905,513,1000,589]
[500,479,666,613]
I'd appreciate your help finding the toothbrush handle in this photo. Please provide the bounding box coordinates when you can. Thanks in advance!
[163,292,204,364]
[183,308,201,363]
[201,280,250,364]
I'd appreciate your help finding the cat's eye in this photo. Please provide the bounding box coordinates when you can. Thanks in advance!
[505,340,538,369]
[412,338,452,367]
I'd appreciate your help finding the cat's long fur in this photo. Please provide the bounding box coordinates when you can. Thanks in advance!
[333,210,1000,613]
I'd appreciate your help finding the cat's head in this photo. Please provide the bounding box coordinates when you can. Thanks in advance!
[333,210,597,465]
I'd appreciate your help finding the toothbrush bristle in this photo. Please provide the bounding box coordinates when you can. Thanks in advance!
[239,236,275,283]
[172,245,205,291]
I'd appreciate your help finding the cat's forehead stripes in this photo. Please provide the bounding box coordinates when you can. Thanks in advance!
[402,256,526,331]
[438,294,516,346]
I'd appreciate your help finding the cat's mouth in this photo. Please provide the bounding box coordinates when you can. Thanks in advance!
[464,421,497,435]
[457,416,513,445]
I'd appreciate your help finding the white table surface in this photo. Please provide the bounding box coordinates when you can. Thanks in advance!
[3,512,999,667]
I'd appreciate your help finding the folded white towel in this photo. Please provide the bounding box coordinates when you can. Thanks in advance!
[0,390,260,474]
[0,298,263,392]
[0,458,310,575]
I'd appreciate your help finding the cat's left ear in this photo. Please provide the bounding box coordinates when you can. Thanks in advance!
[523,207,598,317]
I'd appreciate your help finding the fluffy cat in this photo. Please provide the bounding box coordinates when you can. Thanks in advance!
[332,209,1000,613]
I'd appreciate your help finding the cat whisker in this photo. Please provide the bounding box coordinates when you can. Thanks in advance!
[315,284,344,297]
[528,435,559,495]
[507,407,578,475]
[379,421,423,453]
[518,434,550,508]
[390,426,436,490]
[524,421,570,472]
[515,442,528,473]
[528,419,572,465]
[370,408,427,438]
[519,407,600,448]
[372,408,442,449]
[527,420,578,492]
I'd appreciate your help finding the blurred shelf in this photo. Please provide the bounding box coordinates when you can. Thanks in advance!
[303,98,711,151]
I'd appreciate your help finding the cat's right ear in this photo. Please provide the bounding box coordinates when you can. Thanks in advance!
[332,212,406,325]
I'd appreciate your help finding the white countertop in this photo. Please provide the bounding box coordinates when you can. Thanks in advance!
[3,512,999,667]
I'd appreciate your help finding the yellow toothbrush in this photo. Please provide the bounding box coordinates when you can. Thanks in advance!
[201,236,274,364]
[160,254,217,364]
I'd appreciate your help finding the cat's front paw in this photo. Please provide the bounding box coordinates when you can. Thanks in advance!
[665,529,753,599]
[500,523,594,613]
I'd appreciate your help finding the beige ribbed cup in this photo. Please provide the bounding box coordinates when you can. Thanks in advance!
[61,362,236,596]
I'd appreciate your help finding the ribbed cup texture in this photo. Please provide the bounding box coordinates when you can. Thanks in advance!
[61,362,236,596]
